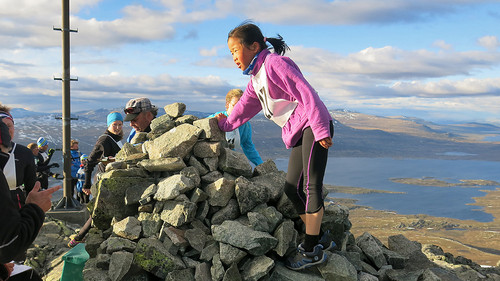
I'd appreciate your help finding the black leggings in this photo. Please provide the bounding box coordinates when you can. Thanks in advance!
[284,122,333,215]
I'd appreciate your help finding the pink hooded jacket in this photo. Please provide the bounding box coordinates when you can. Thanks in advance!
[218,49,332,149]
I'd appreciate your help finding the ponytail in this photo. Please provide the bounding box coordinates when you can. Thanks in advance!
[228,21,290,56]
[266,35,289,56]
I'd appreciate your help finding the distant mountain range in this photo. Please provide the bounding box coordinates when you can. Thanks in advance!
[10,107,500,163]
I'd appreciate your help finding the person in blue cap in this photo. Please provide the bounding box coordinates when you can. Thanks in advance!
[35,137,58,190]
[75,154,89,204]
[68,111,124,248]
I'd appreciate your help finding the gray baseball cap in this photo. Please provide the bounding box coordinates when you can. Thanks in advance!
[123,97,157,121]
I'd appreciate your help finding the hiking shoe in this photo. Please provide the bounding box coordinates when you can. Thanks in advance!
[319,230,336,251]
[67,235,83,248]
[285,244,327,270]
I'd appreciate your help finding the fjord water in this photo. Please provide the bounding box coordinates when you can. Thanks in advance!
[274,157,500,222]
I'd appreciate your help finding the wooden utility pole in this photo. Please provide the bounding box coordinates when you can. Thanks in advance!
[54,0,79,209]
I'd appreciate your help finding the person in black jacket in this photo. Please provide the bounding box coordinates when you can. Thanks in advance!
[68,111,124,247]
[35,137,58,190]
[0,106,38,208]
[0,121,61,281]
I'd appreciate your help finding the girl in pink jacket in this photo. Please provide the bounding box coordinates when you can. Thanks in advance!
[217,21,335,270]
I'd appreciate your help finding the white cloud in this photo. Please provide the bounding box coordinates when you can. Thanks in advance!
[236,0,485,25]
[199,46,222,57]
[478,35,500,51]
[433,40,453,50]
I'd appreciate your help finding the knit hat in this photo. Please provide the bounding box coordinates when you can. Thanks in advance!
[107,112,124,127]
[37,137,48,148]
[80,154,88,161]
[123,98,157,121]
[0,120,12,149]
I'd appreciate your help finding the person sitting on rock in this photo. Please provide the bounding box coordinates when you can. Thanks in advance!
[123,97,158,143]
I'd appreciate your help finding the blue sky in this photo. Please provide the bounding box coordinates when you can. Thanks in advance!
[1,0,500,125]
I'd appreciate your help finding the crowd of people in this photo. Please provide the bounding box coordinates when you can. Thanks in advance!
[1,20,336,280]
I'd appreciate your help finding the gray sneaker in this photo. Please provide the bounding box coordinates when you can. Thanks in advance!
[286,243,327,270]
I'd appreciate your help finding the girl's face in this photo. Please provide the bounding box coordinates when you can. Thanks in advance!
[108,121,123,135]
[228,37,260,71]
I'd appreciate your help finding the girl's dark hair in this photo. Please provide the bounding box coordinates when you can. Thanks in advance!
[228,21,290,56]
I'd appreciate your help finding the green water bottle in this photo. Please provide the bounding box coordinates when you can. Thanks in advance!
[60,243,89,281]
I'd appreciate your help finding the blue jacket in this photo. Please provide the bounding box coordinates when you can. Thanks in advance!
[75,166,85,192]
[209,111,263,166]
[70,150,81,178]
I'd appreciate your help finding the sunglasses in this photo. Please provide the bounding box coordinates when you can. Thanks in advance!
[124,107,142,114]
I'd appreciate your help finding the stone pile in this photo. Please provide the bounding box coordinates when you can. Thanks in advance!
[40,102,500,281]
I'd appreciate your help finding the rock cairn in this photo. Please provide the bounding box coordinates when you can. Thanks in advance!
[39,103,499,281]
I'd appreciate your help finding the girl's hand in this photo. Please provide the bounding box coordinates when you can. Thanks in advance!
[215,113,227,122]
[83,188,91,196]
[318,137,333,149]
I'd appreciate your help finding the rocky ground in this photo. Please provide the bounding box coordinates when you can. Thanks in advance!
[17,103,500,280]
[329,185,500,267]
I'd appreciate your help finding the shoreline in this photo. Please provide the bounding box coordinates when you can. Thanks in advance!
[328,184,500,266]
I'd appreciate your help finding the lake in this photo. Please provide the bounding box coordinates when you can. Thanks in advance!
[274,157,500,222]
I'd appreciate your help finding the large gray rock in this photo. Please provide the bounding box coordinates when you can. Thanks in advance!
[164,102,186,118]
[253,159,279,176]
[240,255,275,281]
[92,177,154,230]
[204,177,235,207]
[234,176,269,214]
[102,237,137,254]
[154,174,195,201]
[161,200,197,227]
[193,141,221,158]
[138,212,162,238]
[113,216,142,240]
[133,238,185,279]
[211,199,240,225]
[356,232,387,269]
[388,234,434,271]
[273,219,297,257]
[219,242,247,267]
[137,157,186,172]
[144,123,202,159]
[211,220,278,256]
[193,117,225,141]
[223,262,242,281]
[250,171,286,202]
[149,115,176,139]
[321,201,351,246]
[318,253,358,281]
[108,251,134,281]
[218,148,253,178]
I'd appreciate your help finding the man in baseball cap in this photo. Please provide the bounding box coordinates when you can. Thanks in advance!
[123,97,158,142]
